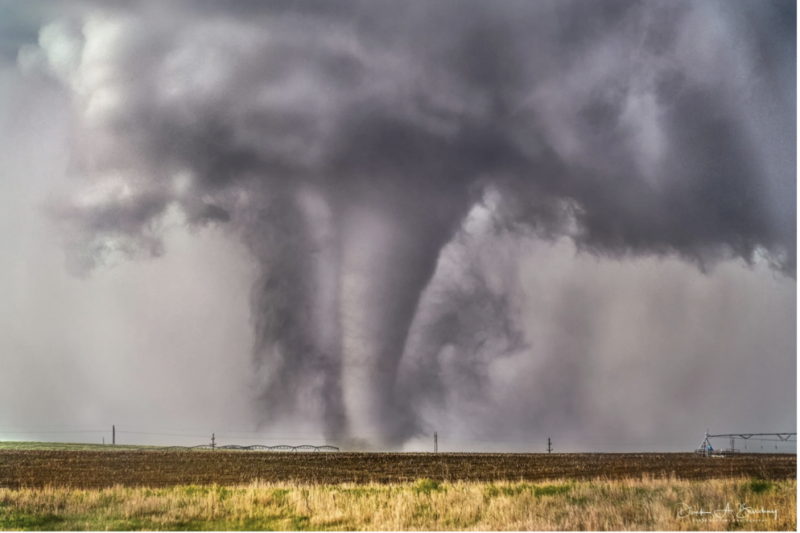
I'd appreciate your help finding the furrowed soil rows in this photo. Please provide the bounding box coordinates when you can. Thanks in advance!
[0,451,794,489]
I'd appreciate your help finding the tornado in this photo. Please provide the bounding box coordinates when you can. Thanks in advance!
[336,192,471,446]
[338,205,436,447]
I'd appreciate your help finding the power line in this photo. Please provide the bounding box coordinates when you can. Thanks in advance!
[0,430,106,434]
[116,431,332,441]
[1,426,795,452]
[0,424,334,435]
[116,430,210,438]
[0,426,110,430]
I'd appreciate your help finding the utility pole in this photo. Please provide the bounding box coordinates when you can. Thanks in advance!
[212,433,215,451]
[547,438,553,453]
[112,425,115,445]
[434,432,438,453]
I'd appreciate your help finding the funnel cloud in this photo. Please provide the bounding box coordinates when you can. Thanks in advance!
[3,0,794,449]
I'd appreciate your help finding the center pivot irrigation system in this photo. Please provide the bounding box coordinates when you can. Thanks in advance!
[156,433,339,452]
[160,444,339,452]
[696,429,796,456]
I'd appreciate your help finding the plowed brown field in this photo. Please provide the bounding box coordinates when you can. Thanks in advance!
[0,451,794,489]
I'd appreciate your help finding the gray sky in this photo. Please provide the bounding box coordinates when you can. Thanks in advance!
[0,0,795,452]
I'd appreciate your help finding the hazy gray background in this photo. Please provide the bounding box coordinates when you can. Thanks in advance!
[0,0,795,452]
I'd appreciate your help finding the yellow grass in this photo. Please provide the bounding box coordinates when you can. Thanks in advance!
[0,476,794,531]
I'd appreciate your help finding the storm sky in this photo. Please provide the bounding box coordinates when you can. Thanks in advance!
[0,0,795,452]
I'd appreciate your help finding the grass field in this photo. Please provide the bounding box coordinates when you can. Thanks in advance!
[0,442,157,452]
[0,477,795,531]
[0,445,794,530]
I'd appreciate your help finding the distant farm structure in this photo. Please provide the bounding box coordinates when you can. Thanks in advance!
[696,429,796,456]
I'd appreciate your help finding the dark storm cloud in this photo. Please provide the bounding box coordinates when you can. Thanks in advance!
[11,0,795,447]
[0,13,37,65]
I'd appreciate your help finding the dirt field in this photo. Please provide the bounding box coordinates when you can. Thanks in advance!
[0,451,794,489]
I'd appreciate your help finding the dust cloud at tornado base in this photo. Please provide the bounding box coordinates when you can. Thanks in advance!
[0,0,794,450]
